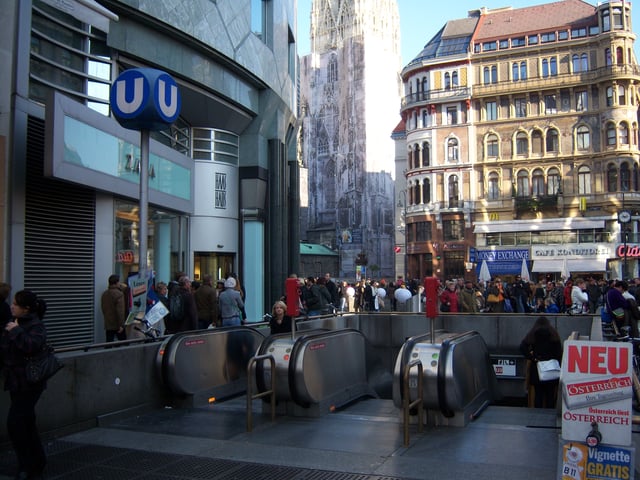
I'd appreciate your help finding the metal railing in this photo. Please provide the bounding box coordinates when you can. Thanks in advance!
[246,353,276,432]
[402,359,424,447]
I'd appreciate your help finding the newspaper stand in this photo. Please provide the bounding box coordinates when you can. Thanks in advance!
[558,340,635,480]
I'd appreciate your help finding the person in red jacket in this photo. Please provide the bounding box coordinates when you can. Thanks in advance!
[439,281,459,312]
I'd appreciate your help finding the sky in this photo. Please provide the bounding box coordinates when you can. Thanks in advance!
[297,0,640,66]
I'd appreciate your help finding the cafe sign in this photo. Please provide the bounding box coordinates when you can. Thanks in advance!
[531,245,610,260]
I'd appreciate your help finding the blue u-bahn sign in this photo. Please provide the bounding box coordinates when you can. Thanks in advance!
[110,68,181,131]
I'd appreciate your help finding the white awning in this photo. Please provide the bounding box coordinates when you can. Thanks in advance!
[566,258,607,273]
[473,218,604,233]
[531,260,563,272]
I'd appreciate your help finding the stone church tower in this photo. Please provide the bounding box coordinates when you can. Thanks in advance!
[299,0,402,280]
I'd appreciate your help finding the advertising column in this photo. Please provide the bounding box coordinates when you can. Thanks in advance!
[559,340,634,480]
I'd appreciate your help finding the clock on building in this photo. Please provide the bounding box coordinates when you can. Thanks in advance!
[618,210,632,224]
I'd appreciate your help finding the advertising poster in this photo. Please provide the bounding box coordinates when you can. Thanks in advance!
[559,440,634,480]
[561,340,633,447]
[125,271,151,325]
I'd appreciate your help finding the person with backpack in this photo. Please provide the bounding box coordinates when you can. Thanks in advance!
[166,276,197,333]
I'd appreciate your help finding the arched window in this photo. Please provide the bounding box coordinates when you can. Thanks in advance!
[448,175,460,208]
[618,85,626,105]
[422,141,430,167]
[546,128,559,153]
[572,54,580,72]
[578,166,591,194]
[483,67,490,84]
[548,167,561,195]
[421,77,428,99]
[486,134,499,157]
[512,63,519,81]
[607,163,618,192]
[572,54,589,72]
[424,178,431,204]
[606,123,617,146]
[620,122,630,145]
[488,172,500,200]
[542,58,549,77]
[516,132,528,155]
[411,181,419,205]
[617,46,624,64]
[452,71,458,87]
[532,168,545,196]
[422,109,429,128]
[550,57,557,75]
[516,170,529,197]
[407,147,413,170]
[520,61,527,80]
[447,138,459,162]
[532,130,543,154]
[491,65,497,83]
[621,162,631,191]
[602,8,611,32]
[577,125,590,150]
[605,48,612,66]
[444,72,451,90]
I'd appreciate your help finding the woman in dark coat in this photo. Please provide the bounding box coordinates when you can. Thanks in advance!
[269,300,292,335]
[519,316,563,408]
[0,289,48,479]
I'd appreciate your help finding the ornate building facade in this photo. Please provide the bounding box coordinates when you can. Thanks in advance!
[398,0,640,282]
[299,0,402,280]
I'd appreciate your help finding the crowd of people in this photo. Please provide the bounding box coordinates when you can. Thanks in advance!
[99,272,248,341]
[433,275,638,317]
[292,274,417,316]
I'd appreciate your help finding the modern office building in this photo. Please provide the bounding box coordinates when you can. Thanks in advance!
[398,0,640,283]
[299,0,402,281]
[0,0,298,345]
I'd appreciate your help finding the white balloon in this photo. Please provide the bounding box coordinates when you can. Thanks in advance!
[377,288,387,298]
[394,288,411,302]
[346,286,355,297]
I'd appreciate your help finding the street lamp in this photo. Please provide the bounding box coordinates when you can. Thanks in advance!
[397,190,407,282]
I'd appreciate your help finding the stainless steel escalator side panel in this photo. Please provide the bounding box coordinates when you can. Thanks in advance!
[392,330,453,409]
[159,327,265,395]
[256,334,297,401]
[290,329,376,408]
[438,332,497,412]
[393,331,497,416]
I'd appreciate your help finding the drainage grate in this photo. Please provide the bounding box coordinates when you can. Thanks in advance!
[0,441,412,480]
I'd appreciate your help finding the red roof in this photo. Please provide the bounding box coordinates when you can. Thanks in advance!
[392,118,406,134]
[474,0,597,41]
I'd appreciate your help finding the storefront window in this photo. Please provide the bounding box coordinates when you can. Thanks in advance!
[114,200,187,285]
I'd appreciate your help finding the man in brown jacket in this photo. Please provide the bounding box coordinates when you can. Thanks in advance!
[195,274,218,329]
[101,274,126,342]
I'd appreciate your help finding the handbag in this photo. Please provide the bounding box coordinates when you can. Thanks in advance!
[25,345,64,384]
[487,293,500,303]
[612,308,625,319]
[537,359,561,382]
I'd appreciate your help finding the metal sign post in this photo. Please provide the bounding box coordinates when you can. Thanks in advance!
[109,68,181,277]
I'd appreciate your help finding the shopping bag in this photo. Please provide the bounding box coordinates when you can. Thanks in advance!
[537,359,560,382]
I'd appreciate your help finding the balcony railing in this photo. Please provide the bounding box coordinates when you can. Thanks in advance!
[472,64,640,97]
[401,87,471,108]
